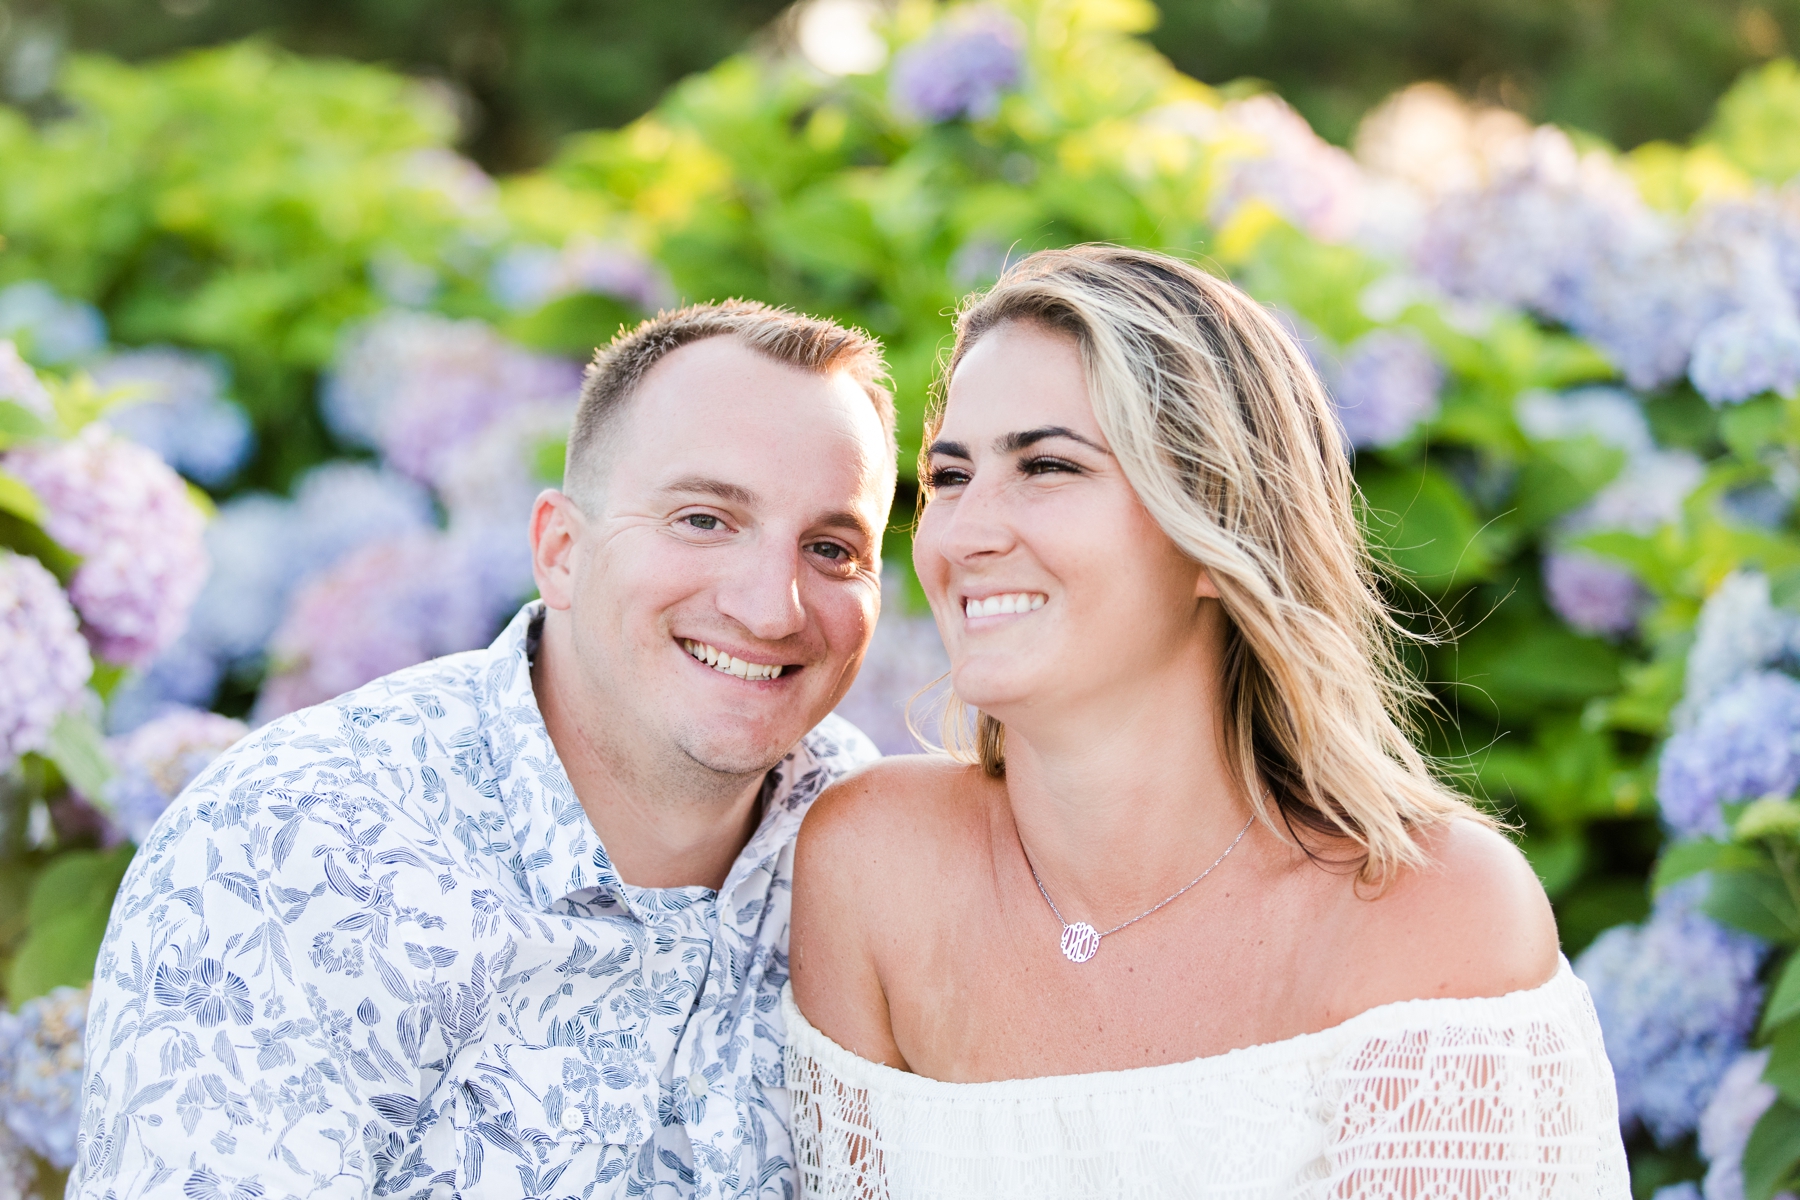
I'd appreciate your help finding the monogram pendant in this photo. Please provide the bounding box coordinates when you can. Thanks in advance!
[1060,922,1101,963]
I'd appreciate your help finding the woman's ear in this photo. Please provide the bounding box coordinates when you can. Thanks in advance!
[1194,566,1220,599]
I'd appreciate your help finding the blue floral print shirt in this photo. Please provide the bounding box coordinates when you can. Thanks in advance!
[70,602,878,1200]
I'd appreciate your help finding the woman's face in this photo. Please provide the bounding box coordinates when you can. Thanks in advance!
[915,320,1215,726]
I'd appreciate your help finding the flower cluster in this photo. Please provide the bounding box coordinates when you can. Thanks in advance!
[1657,671,1800,839]
[489,236,675,314]
[0,552,91,761]
[890,7,1023,123]
[0,283,105,366]
[90,347,253,487]
[104,707,248,843]
[254,531,495,720]
[321,310,582,486]
[1575,879,1767,1145]
[1330,327,1444,448]
[4,426,209,667]
[0,986,89,1170]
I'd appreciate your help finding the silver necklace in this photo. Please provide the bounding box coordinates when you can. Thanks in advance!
[1023,813,1256,964]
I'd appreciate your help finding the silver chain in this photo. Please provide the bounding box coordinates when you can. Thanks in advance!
[1024,812,1255,943]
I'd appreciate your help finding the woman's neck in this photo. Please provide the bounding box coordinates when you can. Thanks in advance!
[995,650,1261,922]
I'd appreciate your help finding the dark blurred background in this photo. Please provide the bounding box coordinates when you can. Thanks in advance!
[1,0,1794,168]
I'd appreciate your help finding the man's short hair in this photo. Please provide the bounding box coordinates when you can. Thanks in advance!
[564,300,896,508]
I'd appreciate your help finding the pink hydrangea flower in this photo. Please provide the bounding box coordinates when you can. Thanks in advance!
[0,551,92,760]
[4,425,209,667]
[254,531,496,720]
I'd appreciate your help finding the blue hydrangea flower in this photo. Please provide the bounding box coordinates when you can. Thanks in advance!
[0,986,89,1169]
[1678,572,1800,725]
[90,347,254,487]
[1575,880,1766,1146]
[0,282,105,365]
[1331,327,1443,448]
[1689,307,1800,406]
[1658,670,1800,838]
[1699,1049,1779,1200]
[889,8,1023,123]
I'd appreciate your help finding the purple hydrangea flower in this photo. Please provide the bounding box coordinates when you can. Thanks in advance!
[1699,1050,1781,1200]
[254,531,496,720]
[103,707,248,843]
[290,460,437,571]
[1679,572,1800,724]
[438,401,574,617]
[0,1121,33,1200]
[1654,1186,1702,1200]
[4,425,209,667]
[1544,550,1644,638]
[0,282,105,365]
[832,584,952,755]
[0,340,52,420]
[1208,95,1367,244]
[0,985,90,1169]
[90,347,254,486]
[1658,670,1800,838]
[890,8,1023,123]
[489,237,675,314]
[1689,307,1800,406]
[1575,880,1766,1145]
[0,551,92,760]
[321,311,581,487]
[1330,327,1443,448]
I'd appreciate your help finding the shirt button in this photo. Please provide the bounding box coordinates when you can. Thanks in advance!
[560,1108,585,1133]
[688,1072,709,1098]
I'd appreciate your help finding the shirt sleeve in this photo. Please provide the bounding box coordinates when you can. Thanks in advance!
[1318,982,1632,1200]
[68,735,482,1200]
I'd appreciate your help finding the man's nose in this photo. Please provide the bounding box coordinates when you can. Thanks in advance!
[714,537,808,643]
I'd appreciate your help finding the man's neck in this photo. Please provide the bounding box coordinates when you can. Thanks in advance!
[530,623,767,892]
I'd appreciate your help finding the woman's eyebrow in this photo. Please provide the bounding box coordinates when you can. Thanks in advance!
[995,426,1111,455]
[925,439,971,460]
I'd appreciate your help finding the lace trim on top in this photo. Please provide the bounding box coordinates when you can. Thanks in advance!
[783,957,1631,1199]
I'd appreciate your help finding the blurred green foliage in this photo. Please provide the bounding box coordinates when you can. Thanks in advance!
[2,0,1796,168]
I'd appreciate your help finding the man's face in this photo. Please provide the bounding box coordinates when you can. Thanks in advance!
[535,336,893,778]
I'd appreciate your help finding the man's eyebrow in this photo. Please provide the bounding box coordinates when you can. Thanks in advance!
[658,476,759,506]
[996,425,1111,455]
[815,509,878,542]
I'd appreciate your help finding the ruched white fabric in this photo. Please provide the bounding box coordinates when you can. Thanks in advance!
[783,958,1629,1199]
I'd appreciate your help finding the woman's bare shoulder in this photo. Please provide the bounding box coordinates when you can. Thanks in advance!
[799,753,989,862]
[1335,818,1561,1007]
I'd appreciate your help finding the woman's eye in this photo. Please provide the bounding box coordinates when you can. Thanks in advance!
[925,467,970,489]
[1022,456,1081,476]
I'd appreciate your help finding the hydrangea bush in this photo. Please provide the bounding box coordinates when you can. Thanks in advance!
[3,0,1800,1194]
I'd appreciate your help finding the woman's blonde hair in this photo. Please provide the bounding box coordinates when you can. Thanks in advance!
[924,245,1482,882]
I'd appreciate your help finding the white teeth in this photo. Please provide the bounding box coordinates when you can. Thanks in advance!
[683,639,784,681]
[964,592,1047,619]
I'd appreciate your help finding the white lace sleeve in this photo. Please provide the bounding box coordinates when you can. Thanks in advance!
[1319,969,1631,1199]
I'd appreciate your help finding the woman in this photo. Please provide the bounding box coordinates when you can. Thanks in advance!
[785,246,1628,1198]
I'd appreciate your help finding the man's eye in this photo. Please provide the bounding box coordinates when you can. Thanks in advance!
[683,514,723,531]
[809,542,849,561]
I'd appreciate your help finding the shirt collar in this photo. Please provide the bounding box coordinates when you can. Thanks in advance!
[483,601,833,913]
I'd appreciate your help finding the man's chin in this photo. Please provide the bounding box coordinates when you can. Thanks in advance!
[673,721,814,780]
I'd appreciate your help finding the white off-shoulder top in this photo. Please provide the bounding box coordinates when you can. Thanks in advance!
[783,958,1629,1199]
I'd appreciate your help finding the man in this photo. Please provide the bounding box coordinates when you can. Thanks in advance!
[72,301,898,1200]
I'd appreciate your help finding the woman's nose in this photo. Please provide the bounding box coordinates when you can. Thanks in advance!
[933,472,1018,564]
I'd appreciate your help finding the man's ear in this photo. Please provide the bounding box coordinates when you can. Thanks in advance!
[531,490,585,611]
